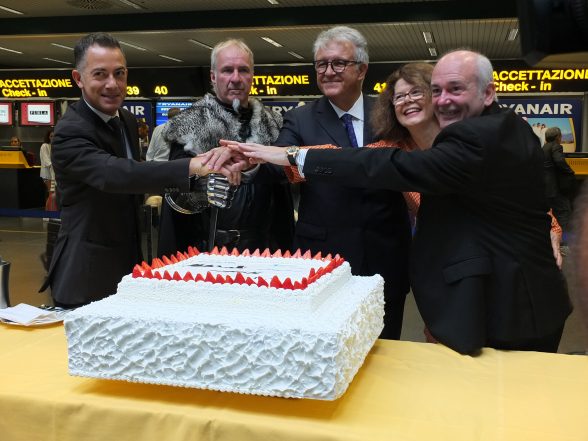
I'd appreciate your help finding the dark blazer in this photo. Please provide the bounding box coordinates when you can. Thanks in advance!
[40,99,191,305]
[303,103,572,354]
[542,140,575,198]
[275,95,411,304]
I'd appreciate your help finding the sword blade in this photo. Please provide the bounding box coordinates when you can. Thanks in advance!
[208,206,219,252]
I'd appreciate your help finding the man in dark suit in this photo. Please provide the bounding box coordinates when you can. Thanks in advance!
[233,50,572,355]
[274,26,411,340]
[542,126,575,231]
[39,33,237,308]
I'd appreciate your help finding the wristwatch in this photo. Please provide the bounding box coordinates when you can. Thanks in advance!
[285,146,300,166]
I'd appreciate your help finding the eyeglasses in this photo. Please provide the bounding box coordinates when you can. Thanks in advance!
[392,88,425,106]
[313,59,361,74]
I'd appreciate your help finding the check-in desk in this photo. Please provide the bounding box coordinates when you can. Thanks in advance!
[0,148,45,209]
[565,152,588,177]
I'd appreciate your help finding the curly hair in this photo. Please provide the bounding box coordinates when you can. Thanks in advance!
[370,63,434,143]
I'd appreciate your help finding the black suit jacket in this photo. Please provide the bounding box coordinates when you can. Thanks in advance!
[542,140,575,198]
[303,103,572,354]
[275,96,411,299]
[41,99,191,305]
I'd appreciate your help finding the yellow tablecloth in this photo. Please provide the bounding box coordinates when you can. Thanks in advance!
[0,324,587,441]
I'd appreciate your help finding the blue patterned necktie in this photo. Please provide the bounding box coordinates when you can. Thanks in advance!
[341,113,358,148]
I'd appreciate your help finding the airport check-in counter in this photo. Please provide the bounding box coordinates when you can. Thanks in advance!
[0,147,45,209]
[565,152,588,177]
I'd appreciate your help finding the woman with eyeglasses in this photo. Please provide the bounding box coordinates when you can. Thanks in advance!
[211,62,564,343]
[279,62,562,265]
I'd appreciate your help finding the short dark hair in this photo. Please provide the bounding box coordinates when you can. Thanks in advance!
[74,32,123,70]
[545,126,561,143]
[167,107,181,119]
[44,129,54,144]
[370,63,434,143]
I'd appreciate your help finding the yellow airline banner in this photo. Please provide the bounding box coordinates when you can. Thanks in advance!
[0,78,73,98]
[492,68,588,93]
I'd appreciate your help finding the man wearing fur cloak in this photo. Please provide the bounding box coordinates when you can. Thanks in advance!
[158,39,294,255]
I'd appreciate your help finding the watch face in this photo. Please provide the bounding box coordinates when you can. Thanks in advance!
[286,146,299,165]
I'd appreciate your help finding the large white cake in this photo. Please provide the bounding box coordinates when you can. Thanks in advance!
[64,247,384,400]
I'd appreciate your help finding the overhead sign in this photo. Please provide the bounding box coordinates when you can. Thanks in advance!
[122,100,154,131]
[499,97,583,151]
[493,68,588,93]
[0,61,586,99]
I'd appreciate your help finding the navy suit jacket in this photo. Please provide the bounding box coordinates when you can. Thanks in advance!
[41,99,190,305]
[303,103,572,354]
[275,96,411,299]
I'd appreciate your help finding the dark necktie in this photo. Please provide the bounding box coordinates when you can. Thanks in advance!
[341,113,358,148]
[108,116,129,158]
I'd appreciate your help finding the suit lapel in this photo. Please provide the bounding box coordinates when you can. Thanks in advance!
[363,96,376,145]
[77,100,129,159]
[315,97,352,148]
[119,110,140,160]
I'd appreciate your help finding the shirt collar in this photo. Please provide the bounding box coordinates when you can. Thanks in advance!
[83,98,120,123]
[329,93,364,122]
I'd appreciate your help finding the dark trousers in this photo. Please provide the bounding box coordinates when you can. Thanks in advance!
[379,291,407,340]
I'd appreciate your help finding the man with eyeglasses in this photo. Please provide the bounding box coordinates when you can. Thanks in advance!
[231,49,571,355]
[272,26,412,340]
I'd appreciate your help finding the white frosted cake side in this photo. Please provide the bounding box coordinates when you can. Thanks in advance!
[64,247,384,400]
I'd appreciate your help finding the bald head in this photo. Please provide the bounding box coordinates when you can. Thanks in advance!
[431,50,496,129]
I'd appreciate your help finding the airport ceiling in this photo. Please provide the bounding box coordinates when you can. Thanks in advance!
[0,0,556,70]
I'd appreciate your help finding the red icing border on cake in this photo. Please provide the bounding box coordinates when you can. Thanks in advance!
[131,247,344,290]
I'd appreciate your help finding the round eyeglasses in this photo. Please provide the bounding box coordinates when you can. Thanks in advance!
[392,89,425,106]
[314,59,361,74]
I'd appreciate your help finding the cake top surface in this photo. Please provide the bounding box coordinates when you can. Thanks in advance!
[130,246,346,290]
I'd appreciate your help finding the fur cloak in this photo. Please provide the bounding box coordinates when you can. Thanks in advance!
[163,93,282,155]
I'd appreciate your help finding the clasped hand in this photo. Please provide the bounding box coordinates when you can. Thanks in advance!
[199,140,289,173]
[189,145,245,185]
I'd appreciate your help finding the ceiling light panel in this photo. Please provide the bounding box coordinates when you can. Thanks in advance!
[188,39,213,50]
[0,46,22,54]
[0,5,24,15]
[51,43,74,50]
[120,40,147,51]
[43,57,71,65]
[507,28,519,41]
[288,51,304,59]
[261,37,283,48]
[158,54,183,62]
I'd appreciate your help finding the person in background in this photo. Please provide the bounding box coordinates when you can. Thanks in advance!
[137,120,150,160]
[158,38,293,255]
[39,129,56,211]
[146,107,181,162]
[267,26,411,340]
[539,123,548,146]
[570,182,588,330]
[39,32,239,309]
[10,135,35,165]
[542,126,576,232]
[228,49,572,355]
[9,135,21,147]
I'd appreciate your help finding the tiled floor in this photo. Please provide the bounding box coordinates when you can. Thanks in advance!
[1,215,587,353]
